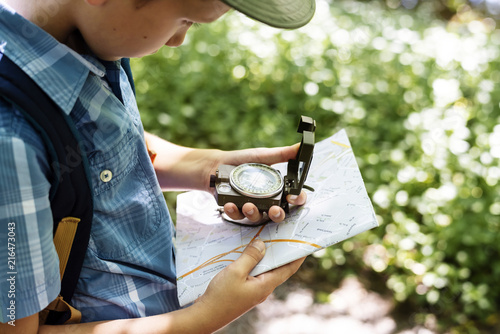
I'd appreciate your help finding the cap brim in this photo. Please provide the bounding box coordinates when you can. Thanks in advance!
[221,0,316,29]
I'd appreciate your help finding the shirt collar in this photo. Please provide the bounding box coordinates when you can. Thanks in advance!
[0,3,105,115]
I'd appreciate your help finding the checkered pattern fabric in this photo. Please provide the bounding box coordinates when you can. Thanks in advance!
[0,4,180,323]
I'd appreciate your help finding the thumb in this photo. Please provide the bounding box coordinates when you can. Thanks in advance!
[232,239,266,276]
[249,143,300,166]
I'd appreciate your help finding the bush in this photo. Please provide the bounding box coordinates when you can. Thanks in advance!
[132,0,500,331]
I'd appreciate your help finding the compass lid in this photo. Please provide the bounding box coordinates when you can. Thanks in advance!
[286,116,316,195]
[220,0,316,30]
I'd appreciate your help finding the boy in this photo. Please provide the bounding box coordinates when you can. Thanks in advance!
[0,0,315,333]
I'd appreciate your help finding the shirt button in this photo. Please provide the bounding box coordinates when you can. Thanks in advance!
[100,170,113,183]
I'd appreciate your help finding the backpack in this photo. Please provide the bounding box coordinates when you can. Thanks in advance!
[0,52,135,324]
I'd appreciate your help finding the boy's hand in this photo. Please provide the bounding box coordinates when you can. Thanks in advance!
[195,239,305,331]
[144,133,308,222]
[211,143,307,223]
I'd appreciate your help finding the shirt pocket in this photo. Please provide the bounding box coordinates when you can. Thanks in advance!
[87,129,163,260]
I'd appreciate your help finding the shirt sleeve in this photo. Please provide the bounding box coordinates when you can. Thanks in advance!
[0,134,60,323]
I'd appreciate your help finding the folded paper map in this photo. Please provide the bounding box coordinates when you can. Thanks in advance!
[175,129,378,306]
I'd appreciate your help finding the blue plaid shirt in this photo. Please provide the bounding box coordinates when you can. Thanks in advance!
[0,4,179,323]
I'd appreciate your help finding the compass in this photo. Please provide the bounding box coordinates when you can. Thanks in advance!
[229,163,284,198]
[210,115,316,215]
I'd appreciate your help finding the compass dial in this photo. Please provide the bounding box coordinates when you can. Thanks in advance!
[229,163,284,198]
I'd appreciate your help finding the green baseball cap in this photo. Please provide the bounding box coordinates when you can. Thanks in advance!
[220,0,316,29]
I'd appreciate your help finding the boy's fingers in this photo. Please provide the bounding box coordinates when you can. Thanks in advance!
[243,143,300,166]
[242,203,263,222]
[258,257,306,285]
[268,206,284,223]
[232,239,266,276]
[223,203,245,220]
[286,190,307,206]
[223,203,265,223]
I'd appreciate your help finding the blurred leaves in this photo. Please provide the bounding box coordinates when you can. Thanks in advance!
[132,0,500,331]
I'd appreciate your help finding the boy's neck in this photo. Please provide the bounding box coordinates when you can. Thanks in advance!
[2,0,86,54]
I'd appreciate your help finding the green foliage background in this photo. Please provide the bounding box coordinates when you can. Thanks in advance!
[132,0,500,332]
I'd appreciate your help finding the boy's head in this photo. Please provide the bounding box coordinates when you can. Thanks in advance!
[72,0,315,60]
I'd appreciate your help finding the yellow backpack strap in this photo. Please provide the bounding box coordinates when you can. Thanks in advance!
[53,217,80,280]
[39,296,82,325]
[39,217,82,325]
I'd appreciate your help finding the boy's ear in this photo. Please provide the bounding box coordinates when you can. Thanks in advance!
[85,0,108,6]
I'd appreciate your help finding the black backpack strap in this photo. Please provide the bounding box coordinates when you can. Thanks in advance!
[0,53,93,323]
[121,58,136,96]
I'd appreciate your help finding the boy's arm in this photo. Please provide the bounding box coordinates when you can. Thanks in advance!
[1,241,305,334]
[144,132,307,223]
